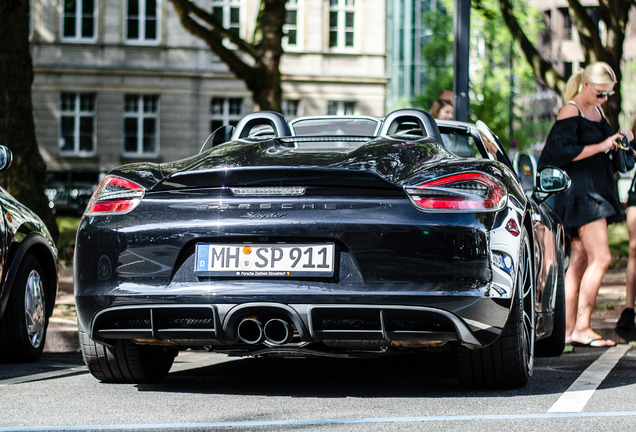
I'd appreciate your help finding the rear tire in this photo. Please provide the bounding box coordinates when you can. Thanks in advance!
[535,250,566,357]
[78,324,177,383]
[0,255,48,362]
[457,228,535,388]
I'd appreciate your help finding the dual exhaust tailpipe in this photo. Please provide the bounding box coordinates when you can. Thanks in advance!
[237,318,294,345]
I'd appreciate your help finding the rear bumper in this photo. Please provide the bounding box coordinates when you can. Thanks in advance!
[76,286,512,352]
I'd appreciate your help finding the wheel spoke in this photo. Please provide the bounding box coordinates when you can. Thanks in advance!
[24,270,45,348]
[520,236,534,371]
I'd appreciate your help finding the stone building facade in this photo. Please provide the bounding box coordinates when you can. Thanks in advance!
[30,0,388,173]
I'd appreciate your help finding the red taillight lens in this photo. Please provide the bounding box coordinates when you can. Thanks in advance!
[85,176,145,215]
[406,172,507,212]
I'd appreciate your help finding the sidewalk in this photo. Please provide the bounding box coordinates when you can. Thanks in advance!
[44,271,78,353]
[43,267,635,354]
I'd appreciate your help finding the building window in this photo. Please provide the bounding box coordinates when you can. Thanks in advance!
[327,100,355,115]
[559,7,572,40]
[563,61,573,81]
[329,0,355,49]
[282,99,300,119]
[62,0,96,41]
[126,0,159,43]
[211,0,240,40]
[59,93,96,155]
[284,0,299,49]
[540,10,551,45]
[123,95,159,157]
[210,97,243,132]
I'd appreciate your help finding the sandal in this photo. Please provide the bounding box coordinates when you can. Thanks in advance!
[570,337,616,347]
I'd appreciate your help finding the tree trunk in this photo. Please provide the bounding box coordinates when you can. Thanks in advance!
[0,1,58,241]
[168,0,286,112]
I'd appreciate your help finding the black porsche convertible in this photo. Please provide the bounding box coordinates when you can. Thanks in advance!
[74,109,570,388]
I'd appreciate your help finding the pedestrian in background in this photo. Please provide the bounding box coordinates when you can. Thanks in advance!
[539,61,626,347]
[617,115,636,330]
[430,98,453,120]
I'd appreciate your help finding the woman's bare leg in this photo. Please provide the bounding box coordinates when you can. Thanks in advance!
[570,219,614,345]
[565,236,586,341]
[625,207,636,309]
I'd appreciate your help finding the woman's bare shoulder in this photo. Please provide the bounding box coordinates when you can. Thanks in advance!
[556,103,580,121]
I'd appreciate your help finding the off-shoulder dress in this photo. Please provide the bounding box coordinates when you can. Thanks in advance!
[538,103,622,230]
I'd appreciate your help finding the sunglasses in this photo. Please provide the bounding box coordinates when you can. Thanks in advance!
[596,90,615,98]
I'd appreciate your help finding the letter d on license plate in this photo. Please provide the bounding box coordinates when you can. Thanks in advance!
[194,243,335,277]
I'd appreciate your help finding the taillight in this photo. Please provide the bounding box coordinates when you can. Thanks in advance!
[406,172,507,212]
[85,176,145,215]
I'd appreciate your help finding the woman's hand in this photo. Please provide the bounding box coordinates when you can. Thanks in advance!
[600,133,622,153]
[620,129,635,142]
[574,133,622,161]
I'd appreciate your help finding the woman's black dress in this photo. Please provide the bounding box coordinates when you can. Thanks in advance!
[538,110,622,230]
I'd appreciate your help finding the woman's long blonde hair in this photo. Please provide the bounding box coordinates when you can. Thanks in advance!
[564,61,617,102]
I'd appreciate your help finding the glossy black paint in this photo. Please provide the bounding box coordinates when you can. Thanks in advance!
[0,188,58,324]
[74,116,565,359]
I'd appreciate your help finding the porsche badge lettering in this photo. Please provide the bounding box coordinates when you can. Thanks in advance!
[196,203,338,211]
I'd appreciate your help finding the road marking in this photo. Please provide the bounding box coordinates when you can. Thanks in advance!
[548,344,630,413]
[2,411,636,431]
[0,367,87,386]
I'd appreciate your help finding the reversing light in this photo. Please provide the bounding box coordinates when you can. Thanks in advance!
[406,172,507,212]
[85,176,145,215]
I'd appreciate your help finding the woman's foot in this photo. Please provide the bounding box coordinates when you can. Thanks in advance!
[569,330,616,347]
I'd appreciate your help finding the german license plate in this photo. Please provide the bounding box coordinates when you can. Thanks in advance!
[194,243,335,277]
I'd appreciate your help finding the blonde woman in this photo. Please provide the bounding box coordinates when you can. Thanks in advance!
[617,115,636,330]
[539,62,627,347]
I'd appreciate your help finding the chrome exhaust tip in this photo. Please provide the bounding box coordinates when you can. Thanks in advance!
[237,318,264,344]
[263,318,293,345]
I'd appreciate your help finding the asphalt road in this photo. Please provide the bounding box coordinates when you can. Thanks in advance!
[1,346,636,431]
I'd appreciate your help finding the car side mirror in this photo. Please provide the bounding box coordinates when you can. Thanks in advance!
[0,146,13,172]
[534,166,570,201]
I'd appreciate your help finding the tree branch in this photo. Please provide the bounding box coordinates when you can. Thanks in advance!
[168,0,256,77]
[496,0,566,96]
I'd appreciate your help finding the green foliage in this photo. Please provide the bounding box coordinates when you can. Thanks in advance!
[469,0,543,151]
[413,8,454,110]
[56,216,80,263]
[414,0,546,152]
[609,220,630,259]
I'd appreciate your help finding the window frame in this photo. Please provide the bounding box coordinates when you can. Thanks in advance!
[122,94,160,158]
[210,97,244,133]
[559,7,573,41]
[211,0,241,45]
[59,92,97,157]
[61,0,97,43]
[282,99,301,119]
[125,0,160,45]
[327,100,356,116]
[283,0,302,51]
[328,0,357,52]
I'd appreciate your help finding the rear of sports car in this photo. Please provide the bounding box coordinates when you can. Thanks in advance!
[74,137,531,387]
